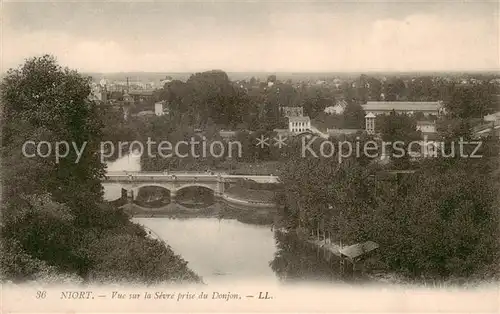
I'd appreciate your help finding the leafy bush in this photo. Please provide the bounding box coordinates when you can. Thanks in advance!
[86,233,201,284]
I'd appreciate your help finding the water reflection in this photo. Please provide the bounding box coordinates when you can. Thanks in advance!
[176,186,215,208]
[135,186,171,207]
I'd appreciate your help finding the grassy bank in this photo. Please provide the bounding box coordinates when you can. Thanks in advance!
[224,186,276,203]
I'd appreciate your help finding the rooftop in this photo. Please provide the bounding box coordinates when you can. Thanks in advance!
[128,90,155,96]
[289,116,310,122]
[340,241,379,260]
[416,120,436,125]
[327,128,361,135]
[273,128,290,133]
[362,101,441,112]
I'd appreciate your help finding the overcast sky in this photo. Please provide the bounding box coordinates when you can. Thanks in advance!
[2,1,499,72]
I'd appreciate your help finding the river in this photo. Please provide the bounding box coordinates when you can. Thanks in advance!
[104,154,344,285]
[105,154,279,284]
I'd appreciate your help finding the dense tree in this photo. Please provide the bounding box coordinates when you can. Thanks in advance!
[408,76,439,101]
[445,84,495,119]
[383,77,407,101]
[301,86,335,118]
[1,55,105,220]
[376,111,421,169]
[159,70,251,128]
[342,99,365,129]
[367,77,382,101]
[267,75,277,83]
[277,125,499,281]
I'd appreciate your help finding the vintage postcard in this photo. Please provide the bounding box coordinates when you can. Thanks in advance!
[1,0,499,313]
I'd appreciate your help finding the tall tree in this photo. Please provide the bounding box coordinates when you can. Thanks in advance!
[376,111,421,169]
[445,84,494,119]
[1,55,202,284]
[342,99,365,129]
[2,55,105,217]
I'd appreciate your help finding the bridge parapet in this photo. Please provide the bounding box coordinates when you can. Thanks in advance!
[104,172,280,184]
[105,176,220,182]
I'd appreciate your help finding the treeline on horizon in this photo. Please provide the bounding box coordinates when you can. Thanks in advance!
[86,70,500,83]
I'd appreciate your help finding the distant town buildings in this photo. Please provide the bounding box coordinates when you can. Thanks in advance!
[128,90,155,104]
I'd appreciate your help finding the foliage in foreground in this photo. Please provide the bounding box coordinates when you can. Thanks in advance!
[277,131,500,281]
[0,55,201,284]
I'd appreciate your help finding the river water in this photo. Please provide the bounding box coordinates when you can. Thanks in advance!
[105,154,280,284]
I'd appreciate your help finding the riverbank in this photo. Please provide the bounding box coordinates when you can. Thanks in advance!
[300,230,498,288]
[224,186,276,203]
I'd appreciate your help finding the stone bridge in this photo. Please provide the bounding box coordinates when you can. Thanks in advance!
[102,171,280,202]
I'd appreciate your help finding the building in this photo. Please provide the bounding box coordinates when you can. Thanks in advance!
[324,99,348,115]
[361,101,443,116]
[219,130,238,141]
[484,111,500,123]
[154,101,169,116]
[122,92,134,121]
[289,116,311,134]
[416,120,437,134]
[365,112,376,135]
[89,84,108,103]
[123,92,134,104]
[128,90,155,104]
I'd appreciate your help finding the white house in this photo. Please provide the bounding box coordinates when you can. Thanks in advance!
[154,101,168,116]
[416,120,437,134]
[289,116,311,134]
[324,99,348,115]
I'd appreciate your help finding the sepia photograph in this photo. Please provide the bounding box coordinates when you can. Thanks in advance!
[1,0,499,313]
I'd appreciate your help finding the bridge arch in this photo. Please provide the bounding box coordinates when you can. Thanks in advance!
[130,183,173,201]
[175,183,217,193]
[133,183,173,191]
[174,184,216,207]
